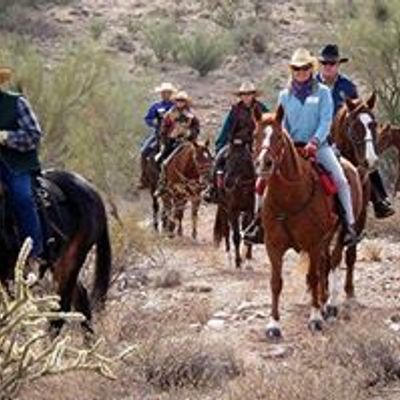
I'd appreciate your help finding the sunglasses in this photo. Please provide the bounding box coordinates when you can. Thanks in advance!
[321,60,338,66]
[291,64,312,72]
[240,92,256,96]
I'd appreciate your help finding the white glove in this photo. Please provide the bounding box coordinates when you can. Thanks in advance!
[0,130,8,145]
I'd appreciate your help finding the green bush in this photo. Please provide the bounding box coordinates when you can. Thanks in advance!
[0,35,152,196]
[141,19,180,62]
[336,0,400,123]
[178,29,233,77]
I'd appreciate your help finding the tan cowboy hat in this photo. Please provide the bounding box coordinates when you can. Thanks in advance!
[173,90,192,105]
[0,67,12,85]
[234,81,262,96]
[155,82,177,93]
[289,48,318,70]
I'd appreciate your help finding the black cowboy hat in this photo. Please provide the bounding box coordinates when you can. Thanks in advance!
[318,44,349,63]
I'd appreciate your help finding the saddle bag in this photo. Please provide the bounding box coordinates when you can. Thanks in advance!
[314,163,338,196]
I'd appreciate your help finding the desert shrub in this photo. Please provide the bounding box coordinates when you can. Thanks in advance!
[0,239,131,399]
[0,35,152,196]
[336,0,400,123]
[141,18,180,62]
[227,317,400,400]
[178,28,233,77]
[137,335,241,390]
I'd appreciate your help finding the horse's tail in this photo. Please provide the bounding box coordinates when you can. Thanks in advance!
[213,205,228,247]
[92,221,112,308]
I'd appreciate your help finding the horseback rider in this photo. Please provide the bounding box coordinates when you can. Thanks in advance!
[316,44,394,219]
[137,82,176,190]
[245,48,359,247]
[203,82,269,203]
[156,90,200,195]
[0,66,44,271]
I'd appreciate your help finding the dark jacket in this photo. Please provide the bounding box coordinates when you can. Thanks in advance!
[316,72,358,116]
[215,100,269,153]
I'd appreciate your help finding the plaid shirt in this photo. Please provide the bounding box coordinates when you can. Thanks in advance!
[4,96,42,152]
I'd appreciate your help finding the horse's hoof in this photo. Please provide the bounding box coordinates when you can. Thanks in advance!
[266,327,282,340]
[308,319,323,332]
[323,305,338,320]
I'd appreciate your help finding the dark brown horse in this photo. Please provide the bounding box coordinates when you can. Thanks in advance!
[213,140,255,268]
[141,148,163,232]
[257,106,363,338]
[0,170,112,335]
[160,140,212,239]
[330,93,380,299]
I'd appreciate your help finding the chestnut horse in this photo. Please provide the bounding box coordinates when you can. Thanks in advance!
[160,140,212,239]
[377,123,400,193]
[213,140,255,268]
[330,93,380,299]
[257,106,363,338]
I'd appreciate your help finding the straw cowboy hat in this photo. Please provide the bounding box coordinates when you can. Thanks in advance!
[155,82,177,93]
[234,81,262,96]
[0,67,12,85]
[173,90,192,105]
[318,44,349,64]
[289,48,318,70]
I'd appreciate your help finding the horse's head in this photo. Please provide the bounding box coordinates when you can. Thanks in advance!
[192,139,213,177]
[256,105,288,178]
[342,92,379,170]
[224,138,255,188]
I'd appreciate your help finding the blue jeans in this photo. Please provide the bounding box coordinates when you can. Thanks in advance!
[140,133,159,158]
[0,162,43,257]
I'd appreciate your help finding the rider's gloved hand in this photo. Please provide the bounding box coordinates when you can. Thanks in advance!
[0,130,8,145]
[304,138,319,158]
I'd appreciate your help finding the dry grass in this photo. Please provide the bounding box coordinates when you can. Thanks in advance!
[136,335,242,391]
[226,315,400,400]
[154,269,182,289]
[361,239,384,262]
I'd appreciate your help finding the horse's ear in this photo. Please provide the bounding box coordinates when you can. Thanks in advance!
[366,91,377,110]
[345,97,357,112]
[275,104,284,125]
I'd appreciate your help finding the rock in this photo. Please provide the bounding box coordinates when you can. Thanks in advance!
[185,283,213,293]
[252,33,266,54]
[237,301,257,313]
[388,323,400,333]
[213,311,230,320]
[261,345,290,359]
[390,315,400,323]
[206,319,225,331]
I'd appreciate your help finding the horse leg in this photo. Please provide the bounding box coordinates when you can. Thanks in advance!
[344,206,366,299]
[50,235,89,335]
[242,211,253,261]
[265,247,284,339]
[230,213,241,268]
[174,199,185,237]
[191,199,200,241]
[73,280,94,335]
[307,249,324,332]
[152,193,159,232]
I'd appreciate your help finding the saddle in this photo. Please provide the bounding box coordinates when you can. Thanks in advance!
[295,144,338,196]
[0,174,67,273]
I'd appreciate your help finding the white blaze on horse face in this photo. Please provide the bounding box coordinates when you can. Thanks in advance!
[258,125,274,165]
[359,113,378,168]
